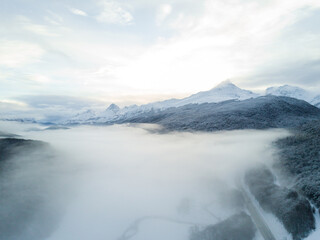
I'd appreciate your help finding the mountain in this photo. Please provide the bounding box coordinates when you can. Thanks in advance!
[63,82,320,125]
[115,96,320,132]
[105,103,120,112]
[66,103,121,124]
[95,103,120,121]
[5,81,320,125]
[143,80,259,110]
[311,95,320,108]
[266,85,314,102]
[68,109,97,124]
[266,85,320,109]
[64,81,260,124]
[172,80,259,107]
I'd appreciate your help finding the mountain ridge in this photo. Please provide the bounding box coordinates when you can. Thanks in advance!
[115,95,320,132]
[64,81,320,125]
[64,81,260,124]
[2,81,320,125]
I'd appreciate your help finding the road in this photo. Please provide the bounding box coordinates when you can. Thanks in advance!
[240,186,277,240]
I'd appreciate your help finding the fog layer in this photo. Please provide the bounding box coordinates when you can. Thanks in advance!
[2,123,290,240]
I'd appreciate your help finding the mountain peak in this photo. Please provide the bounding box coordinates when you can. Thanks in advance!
[106,103,120,112]
[266,85,313,101]
[266,84,304,92]
[213,80,237,90]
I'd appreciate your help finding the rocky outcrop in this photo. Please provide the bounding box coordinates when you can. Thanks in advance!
[245,166,315,240]
[189,212,256,240]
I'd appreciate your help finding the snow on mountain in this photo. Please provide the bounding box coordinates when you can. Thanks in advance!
[118,95,320,132]
[311,95,320,108]
[63,82,320,125]
[65,80,260,124]
[172,80,259,107]
[69,109,97,122]
[66,103,121,124]
[96,103,120,118]
[141,98,180,111]
[4,81,320,125]
[143,80,259,110]
[266,85,314,102]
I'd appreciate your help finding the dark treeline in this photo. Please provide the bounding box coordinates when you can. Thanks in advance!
[245,165,315,240]
[276,120,320,209]
[117,96,320,132]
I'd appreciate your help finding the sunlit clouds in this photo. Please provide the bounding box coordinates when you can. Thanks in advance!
[70,8,88,17]
[96,0,133,25]
[0,0,320,106]
[0,40,45,67]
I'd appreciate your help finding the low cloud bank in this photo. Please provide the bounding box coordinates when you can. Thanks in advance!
[1,123,289,240]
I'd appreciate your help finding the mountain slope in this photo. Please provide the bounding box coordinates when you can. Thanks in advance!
[266,85,314,102]
[144,80,259,110]
[116,96,320,131]
[64,81,260,124]
[6,81,320,125]
[67,103,121,124]
[276,120,320,209]
[173,80,259,107]
[311,95,320,108]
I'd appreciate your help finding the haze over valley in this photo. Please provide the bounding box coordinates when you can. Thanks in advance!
[0,122,292,240]
[2,0,320,239]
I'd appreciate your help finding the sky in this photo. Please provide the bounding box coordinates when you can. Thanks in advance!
[1,0,320,110]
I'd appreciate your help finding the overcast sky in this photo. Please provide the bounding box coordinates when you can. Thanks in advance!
[1,0,320,108]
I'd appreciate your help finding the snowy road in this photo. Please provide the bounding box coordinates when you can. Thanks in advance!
[240,187,277,240]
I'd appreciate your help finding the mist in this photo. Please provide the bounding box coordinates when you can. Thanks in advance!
[0,123,290,240]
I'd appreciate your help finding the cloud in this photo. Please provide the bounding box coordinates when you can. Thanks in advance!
[16,95,105,110]
[0,99,27,107]
[70,8,88,17]
[27,74,52,84]
[6,95,108,122]
[18,16,60,37]
[0,40,44,68]
[0,99,29,114]
[156,4,172,25]
[244,59,320,89]
[45,11,64,25]
[107,0,320,94]
[20,126,288,240]
[1,0,320,104]
[96,0,133,25]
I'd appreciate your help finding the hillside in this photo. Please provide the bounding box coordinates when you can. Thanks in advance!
[116,96,320,131]
[275,120,320,209]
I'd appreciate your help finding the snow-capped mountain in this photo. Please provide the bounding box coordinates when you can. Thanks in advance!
[64,80,260,124]
[143,80,259,110]
[67,103,121,124]
[265,84,320,109]
[266,85,314,102]
[11,81,319,125]
[69,109,97,123]
[173,80,259,107]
